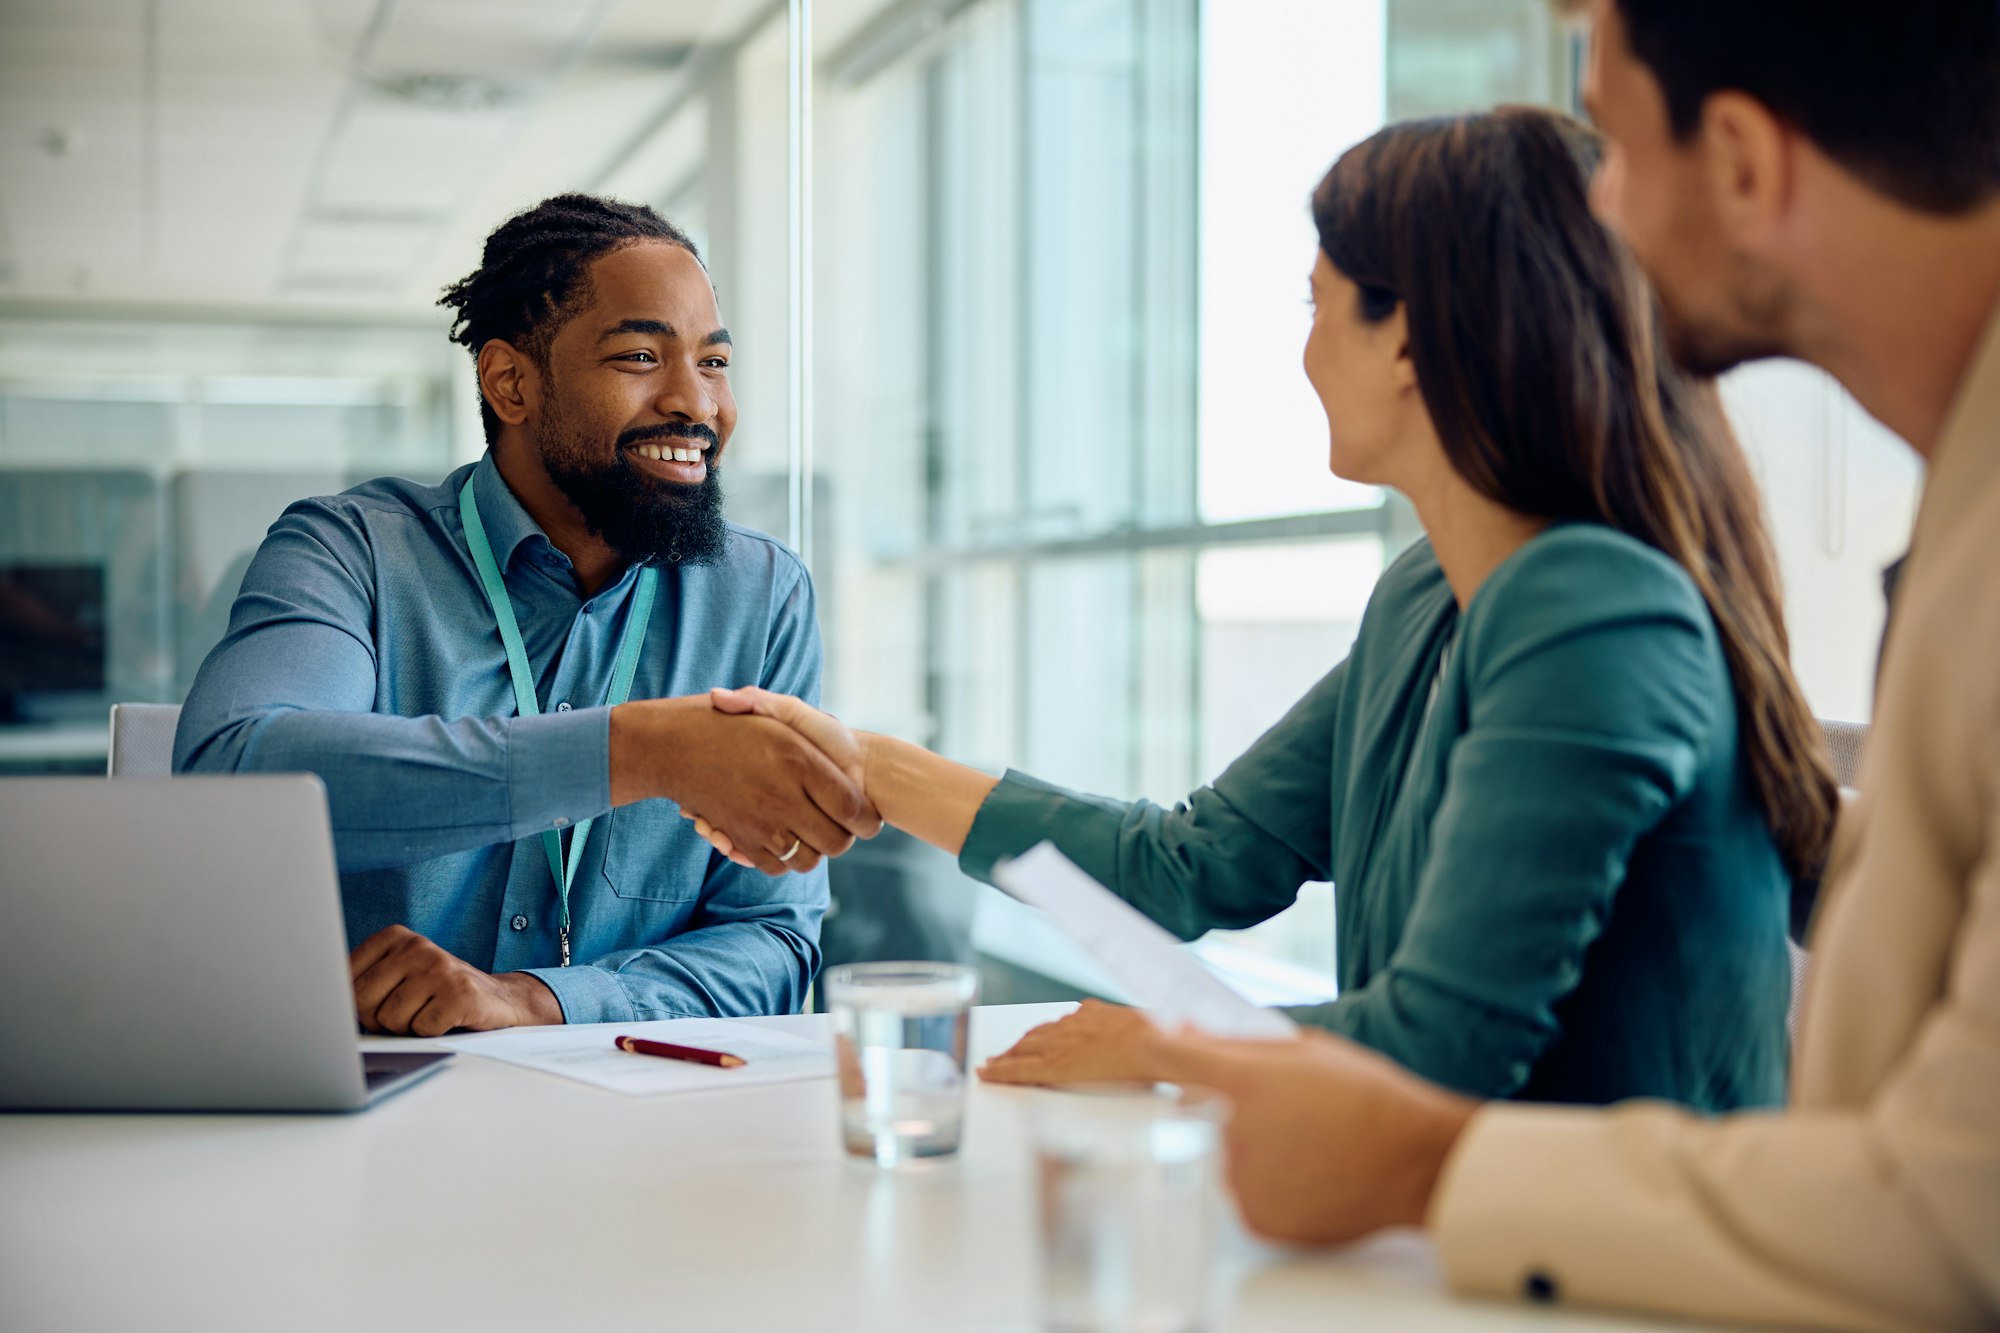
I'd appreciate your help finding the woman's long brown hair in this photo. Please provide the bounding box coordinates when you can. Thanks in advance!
[1313,106,1836,877]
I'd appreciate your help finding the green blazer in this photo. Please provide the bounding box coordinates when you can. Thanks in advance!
[960,526,1790,1110]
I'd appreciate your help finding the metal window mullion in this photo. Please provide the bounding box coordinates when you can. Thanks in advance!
[1010,0,1033,769]
[882,504,1396,572]
[787,0,815,568]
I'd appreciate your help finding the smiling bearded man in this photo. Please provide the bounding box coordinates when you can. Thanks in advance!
[175,193,878,1037]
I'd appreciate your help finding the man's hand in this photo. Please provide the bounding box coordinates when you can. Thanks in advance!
[349,924,562,1036]
[1152,1027,1478,1245]
[977,1000,1165,1086]
[610,694,881,875]
[676,687,877,872]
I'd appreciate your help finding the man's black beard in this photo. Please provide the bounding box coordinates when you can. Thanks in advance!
[540,412,730,567]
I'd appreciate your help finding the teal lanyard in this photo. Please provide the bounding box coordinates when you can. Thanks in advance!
[458,477,658,967]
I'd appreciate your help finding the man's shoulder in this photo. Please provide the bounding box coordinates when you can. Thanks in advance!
[709,521,811,592]
[274,469,464,541]
[675,525,818,669]
[314,469,463,523]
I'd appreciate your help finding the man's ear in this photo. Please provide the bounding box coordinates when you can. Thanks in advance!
[1699,91,1794,251]
[476,339,538,431]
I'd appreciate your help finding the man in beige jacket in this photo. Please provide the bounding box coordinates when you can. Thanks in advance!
[1148,2,2000,1329]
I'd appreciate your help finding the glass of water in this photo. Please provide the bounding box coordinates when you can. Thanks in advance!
[1031,1083,1232,1333]
[824,961,979,1165]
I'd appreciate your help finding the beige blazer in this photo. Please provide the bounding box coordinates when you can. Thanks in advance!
[1431,302,2000,1332]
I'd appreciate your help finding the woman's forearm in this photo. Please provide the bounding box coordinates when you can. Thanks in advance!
[860,733,1002,856]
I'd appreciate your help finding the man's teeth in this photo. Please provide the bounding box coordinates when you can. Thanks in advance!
[634,444,706,464]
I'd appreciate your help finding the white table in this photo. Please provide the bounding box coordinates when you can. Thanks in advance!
[0,1003,1714,1332]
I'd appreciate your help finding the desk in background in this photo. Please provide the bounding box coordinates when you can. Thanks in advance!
[0,1003,1726,1332]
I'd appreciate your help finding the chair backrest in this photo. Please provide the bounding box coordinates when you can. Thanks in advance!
[108,703,183,778]
[1820,718,1869,790]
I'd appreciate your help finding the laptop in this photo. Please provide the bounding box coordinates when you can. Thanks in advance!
[0,775,451,1111]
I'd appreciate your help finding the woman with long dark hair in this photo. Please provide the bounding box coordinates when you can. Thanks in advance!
[699,107,1835,1109]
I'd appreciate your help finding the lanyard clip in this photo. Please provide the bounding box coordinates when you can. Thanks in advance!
[559,926,572,968]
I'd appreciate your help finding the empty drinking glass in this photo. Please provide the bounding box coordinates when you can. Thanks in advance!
[825,961,979,1165]
[1031,1083,1232,1333]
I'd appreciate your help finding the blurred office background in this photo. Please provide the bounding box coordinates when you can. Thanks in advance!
[0,0,1917,1003]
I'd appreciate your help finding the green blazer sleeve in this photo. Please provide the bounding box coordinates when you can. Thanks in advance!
[1290,533,1722,1097]
[958,662,1343,939]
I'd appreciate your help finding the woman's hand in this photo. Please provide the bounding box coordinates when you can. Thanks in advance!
[683,687,874,869]
[976,999,1166,1086]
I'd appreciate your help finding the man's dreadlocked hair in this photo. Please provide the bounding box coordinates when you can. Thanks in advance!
[438,193,701,444]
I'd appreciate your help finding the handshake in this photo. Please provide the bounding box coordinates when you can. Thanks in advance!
[609,686,894,877]
[688,687,879,874]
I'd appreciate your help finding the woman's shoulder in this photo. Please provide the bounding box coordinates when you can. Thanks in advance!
[1456,523,1721,692]
[1478,523,1708,628]
[1357,525,1720,678]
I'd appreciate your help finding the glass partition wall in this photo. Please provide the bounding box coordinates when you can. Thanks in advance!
[0,0,803,767]
[3,0,1631,999]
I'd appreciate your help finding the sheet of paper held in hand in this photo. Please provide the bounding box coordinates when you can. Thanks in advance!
[990,842,1296,1041]
[437,1019,835,1096]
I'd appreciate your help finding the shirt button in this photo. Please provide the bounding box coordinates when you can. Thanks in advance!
[556,701,571,712]
[510,914,529,932]
[552,815,570,829]
[581,603,594,615]
[1523,1272,1560,1304]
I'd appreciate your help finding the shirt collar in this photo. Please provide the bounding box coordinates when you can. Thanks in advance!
[471,450,554,570]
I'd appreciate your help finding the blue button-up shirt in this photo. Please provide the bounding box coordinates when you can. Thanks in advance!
[175,454,827,1023]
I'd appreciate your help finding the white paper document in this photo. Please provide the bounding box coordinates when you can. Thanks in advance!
[438,1019,835,1096]
[990,842,1297,1041]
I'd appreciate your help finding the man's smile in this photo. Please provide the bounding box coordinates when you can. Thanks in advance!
[624,439,711,485]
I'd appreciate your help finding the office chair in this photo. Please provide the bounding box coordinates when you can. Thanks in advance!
[1819,719,1868,789]
[107,703,182,778]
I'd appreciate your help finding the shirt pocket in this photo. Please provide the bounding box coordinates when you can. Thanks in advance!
[596,802,706,903]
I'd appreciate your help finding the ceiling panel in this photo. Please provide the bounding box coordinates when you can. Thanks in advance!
[0,0,783,315]
[366,0,609,84]
[0,0,147,279]
[312,100,518,216]
[149,1,345,304]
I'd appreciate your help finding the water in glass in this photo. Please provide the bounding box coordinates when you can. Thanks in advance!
[826,962,978,1165]
[1033,1085,1230,1333]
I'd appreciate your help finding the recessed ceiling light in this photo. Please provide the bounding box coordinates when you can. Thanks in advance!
[362,71,527,112]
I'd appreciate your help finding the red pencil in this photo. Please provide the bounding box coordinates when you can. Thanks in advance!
[614,1034,746,1068]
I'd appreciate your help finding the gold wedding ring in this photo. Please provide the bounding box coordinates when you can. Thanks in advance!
[777,838,802,863]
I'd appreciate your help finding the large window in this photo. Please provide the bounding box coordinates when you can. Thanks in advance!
[809,0,1423,997]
